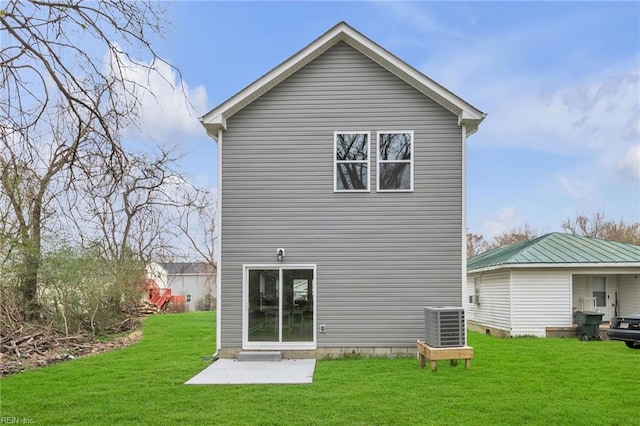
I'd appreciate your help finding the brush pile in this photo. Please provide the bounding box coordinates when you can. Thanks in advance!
[0,324,143,376]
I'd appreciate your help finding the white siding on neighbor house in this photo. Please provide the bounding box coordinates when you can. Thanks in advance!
[220,42,464,349]
[466,271,511,333]
[511,269,572,337]
[146,263,216,312]
[167,275,216,311]
[147,263,169,288]
[618,274,640,315]
[571,275,588,311]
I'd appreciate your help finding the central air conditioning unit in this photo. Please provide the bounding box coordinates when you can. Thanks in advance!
[424,306,465,347]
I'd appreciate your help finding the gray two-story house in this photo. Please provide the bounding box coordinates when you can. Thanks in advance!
[200,22,485,358]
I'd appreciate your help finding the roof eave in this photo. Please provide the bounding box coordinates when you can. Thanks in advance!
[200,115,226,142]
[459,112,487,136]
[468,262,640,274]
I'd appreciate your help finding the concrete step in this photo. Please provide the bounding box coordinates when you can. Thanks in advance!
[237,351,282,362]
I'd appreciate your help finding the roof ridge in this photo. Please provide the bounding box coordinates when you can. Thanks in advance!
[468,232,640,271]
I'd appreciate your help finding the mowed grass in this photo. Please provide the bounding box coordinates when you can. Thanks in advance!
[0,312,637,425]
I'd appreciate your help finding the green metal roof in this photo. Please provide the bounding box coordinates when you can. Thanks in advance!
[468,233,640,272]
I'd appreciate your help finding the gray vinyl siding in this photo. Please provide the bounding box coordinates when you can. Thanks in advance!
[220,42,463,348]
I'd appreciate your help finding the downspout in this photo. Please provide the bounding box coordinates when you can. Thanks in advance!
[212,127,223,361]
[461,123,468,346]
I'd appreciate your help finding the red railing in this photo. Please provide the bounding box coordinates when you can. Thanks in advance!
[145,279,172,309]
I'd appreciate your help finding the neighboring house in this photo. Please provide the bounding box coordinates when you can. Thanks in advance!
[466,233,640,338]
[147,262,217,311]
[200,22,485,358]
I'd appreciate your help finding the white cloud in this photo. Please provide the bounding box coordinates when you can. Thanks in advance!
[375,3,638,233]
[480,206,522,238]
[399,9,639,171]
[377,2,463,39]
[107,48,209,144]
[552,173,598,200]
[481,70,639,156]
[409,16,639,216]
[617,144,640,180]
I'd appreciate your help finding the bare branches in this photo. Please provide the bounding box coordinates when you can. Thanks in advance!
[1,0,172,145]
[468,211,640,256]
[466,232,488,258]
[561,211,606,239]
[467,224,538,257]
[67,146,184,263]
[0,0,179,316]
[562,211,640,244]
[174,188,218,267]
[490,224,539,249]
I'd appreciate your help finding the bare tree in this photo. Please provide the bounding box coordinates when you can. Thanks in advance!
[1,100,103,316]
[562,211,640,244]
[487,223,540,250]
[1,1,176,317]
[467,231,488,258]
[174,186,218,310]
[72,149,185,264]
[1,1,171,142]
[561,211,606,238]
[175,196,217,268]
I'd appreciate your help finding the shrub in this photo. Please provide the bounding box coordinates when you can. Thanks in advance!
[39,247,144,336]
[195,293,216,311]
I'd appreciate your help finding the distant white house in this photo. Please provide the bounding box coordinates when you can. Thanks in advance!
[147,262,217,312]
[466,233,640,338]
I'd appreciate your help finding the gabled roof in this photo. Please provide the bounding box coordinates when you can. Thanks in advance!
[468,233,640,272]
[157,262,216,275]
[200,21,486,138]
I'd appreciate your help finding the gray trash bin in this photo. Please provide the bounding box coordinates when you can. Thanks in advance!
[574,311,604,341]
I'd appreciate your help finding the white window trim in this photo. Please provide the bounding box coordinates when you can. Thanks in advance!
[334,131,371,193]
[376,131,414,192]
[473,275,481,305]
[242,264,317,351]
[185,293,192,303]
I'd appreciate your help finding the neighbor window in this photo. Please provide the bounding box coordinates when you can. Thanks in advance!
[473,276,481,305]
[335,132,369,191]
[592,277,606,307]
[377,131,413,191]
[186,293,192,303]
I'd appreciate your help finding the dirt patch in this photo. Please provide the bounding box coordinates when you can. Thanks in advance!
[1,328,143,376]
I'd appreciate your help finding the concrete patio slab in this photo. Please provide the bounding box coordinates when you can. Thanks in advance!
[185,359,316,385]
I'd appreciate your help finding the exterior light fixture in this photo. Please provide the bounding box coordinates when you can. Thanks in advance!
[276,248,285,262]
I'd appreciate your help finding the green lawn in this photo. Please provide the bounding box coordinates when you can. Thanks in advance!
[0,312,636,425]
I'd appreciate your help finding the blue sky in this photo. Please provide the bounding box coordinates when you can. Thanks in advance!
[127,1,640,240]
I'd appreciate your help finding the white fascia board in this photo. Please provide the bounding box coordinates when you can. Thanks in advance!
[468,262,640,274]
[199,22,486,136]
[458,111,486,136]
[346,33,485,132]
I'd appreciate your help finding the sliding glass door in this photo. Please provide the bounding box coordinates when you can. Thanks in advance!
[245,266,315,348]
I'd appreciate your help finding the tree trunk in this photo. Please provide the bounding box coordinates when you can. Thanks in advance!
[19,202,43,320]
[20,251,40,320]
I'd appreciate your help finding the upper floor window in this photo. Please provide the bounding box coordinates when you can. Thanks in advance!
[377,131,413,191]
[334,132,370,192]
